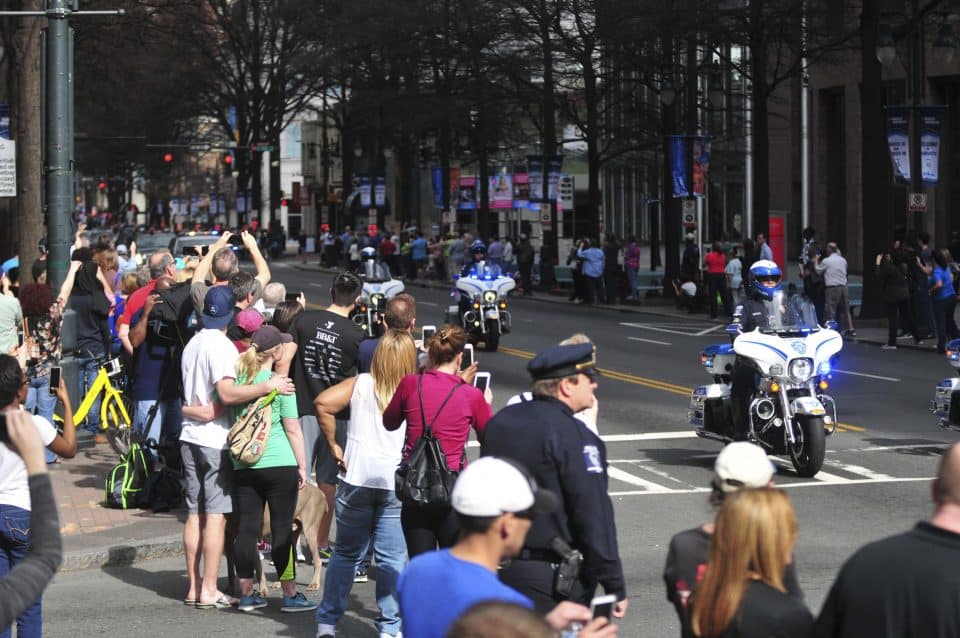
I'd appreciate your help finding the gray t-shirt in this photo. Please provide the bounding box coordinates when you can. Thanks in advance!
[0,295,23,354]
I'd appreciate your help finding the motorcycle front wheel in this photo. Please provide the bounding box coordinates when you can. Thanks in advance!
[789,415,826,478]
[483,319,500,352]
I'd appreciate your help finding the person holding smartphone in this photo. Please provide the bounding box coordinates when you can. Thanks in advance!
[383,325,492,557]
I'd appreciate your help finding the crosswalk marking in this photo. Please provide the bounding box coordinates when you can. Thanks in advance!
[770,457,849,483]
[606,467,673,493]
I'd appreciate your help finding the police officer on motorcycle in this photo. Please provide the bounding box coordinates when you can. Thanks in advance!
[461,239,490,277]
[360,246,390,282]
[729,260,784,440]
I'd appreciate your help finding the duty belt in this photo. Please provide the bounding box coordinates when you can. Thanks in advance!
[517,548,560,562]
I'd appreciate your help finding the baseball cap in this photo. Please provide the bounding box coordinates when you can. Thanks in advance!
[116,243,128,255]
[452,457,559,518]
[713,442,776,493]
[235,308,264,335]
[250,325,292,351]
[201,285,235,330]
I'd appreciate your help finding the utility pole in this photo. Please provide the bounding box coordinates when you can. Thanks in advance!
[0,1,123,448]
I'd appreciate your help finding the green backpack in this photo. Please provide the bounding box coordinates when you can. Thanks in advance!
[105,441,150,509]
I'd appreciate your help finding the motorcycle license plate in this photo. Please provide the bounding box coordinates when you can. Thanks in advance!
[484,309,499,320]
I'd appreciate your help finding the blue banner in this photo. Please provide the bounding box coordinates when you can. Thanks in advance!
[920,107,942,185]
[431,166,443,208]
[885,107,910,184]
[546,156,563,201]
[0,104,9,140]
[669,135,689,198]
[375,176,386,207]
[527,156,543,203]
[359,175,371,208]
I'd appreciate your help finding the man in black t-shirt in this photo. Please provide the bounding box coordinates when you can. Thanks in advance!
[814,442,960,638]
[664,442,801,636]
[288,271,362,558]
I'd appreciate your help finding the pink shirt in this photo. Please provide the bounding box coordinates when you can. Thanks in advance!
[383,369,491,471]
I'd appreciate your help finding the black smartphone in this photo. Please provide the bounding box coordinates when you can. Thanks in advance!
[0,413,7,445]
[590,594,617,620]
[461,343,474,370]
[285,291,302,302]
[17,331,23,347]
[473,372,490,392]
[48,367,61,396]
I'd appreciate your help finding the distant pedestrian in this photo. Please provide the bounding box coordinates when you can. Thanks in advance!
[815,242,855,337]
[802,243,826,325]
[756,232,773,263]
[624,237,640,302]
[926,248,957,354]
[813,442,960,637]
[875,251,919,349]
[516,235,535,296]
[577,239,605,305]
[603,233,621,305]
[724,245,743,307]
[703,241,730,320]
[681,234,700,282]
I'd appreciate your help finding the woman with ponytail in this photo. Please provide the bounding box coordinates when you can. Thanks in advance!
[230,325,317,614]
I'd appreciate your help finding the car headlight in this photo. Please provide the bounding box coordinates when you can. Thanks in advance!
[483,290,497,303]
[789,358,814,382]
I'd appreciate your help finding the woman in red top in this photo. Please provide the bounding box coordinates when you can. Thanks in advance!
[704,241,730,320]
[383,324,492,556]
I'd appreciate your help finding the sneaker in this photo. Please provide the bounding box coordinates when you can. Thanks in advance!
[296,542,306,563]
[354,567,368,583]
[897,332,913,340]
[281,592,318,613]
[316,546,333,564]
[881,344,897,350]
[237,593,268,613]
[843,330,857,338]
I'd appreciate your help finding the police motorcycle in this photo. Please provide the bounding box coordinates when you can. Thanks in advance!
[688,262,842,477]
[931,338,960,432]
[351,246,405,339]
[446,240,514,352]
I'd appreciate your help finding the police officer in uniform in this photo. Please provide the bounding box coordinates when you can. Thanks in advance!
[480,343,629,618]
[730,259,784,440]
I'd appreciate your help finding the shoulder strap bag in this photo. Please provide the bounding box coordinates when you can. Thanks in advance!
[395,374,465,507]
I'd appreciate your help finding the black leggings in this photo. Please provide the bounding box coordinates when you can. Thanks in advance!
[233,466,299,581]
[401,503,459,558]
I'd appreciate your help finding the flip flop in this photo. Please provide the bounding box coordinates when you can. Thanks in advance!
[183,598,196,606]
[195,594,234,610]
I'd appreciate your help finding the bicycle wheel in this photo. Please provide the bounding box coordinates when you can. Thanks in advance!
[103,392,135,457]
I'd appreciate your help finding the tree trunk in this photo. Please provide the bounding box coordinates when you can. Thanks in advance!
[859,0,886,318]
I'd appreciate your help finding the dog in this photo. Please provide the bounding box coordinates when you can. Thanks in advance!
[225,482,328,594]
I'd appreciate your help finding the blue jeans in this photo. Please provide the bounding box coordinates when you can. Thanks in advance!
[0,504,42,638]
[625,267,638,299]
[315,481,406,636]
[76,357,102,434]
[25,376,58,464]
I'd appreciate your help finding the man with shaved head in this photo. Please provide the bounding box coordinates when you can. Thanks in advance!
[814,442,960,637]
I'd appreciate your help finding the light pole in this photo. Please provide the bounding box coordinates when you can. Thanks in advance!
[877,3,956,231]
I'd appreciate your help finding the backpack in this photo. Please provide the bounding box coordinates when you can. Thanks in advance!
[148,280,196,346]
[228,389,278,466]
[105,441,151,509]
[141,464,184,513]
[394,375,464,507]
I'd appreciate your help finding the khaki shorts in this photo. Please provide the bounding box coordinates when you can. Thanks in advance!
[181,442,234,514]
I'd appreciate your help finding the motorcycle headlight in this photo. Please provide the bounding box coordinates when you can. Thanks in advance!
[370,293,384,307]
[483,290,497,303]
[789,358,814,382]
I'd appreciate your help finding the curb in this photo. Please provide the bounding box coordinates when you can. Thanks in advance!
[61,534,183,572]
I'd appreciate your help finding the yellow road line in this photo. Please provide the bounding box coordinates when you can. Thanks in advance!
[497,345,867,431]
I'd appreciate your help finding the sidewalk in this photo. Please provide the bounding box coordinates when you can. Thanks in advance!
[294,262,934,353]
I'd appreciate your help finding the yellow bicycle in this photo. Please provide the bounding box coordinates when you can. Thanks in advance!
[55,355,134,456]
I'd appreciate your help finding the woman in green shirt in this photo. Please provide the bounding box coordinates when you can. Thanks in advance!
[231,325,316,614]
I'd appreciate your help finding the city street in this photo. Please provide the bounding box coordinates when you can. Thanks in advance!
[43,265,953,637]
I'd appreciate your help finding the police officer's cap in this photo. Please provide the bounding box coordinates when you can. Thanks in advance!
[527,343,597,380]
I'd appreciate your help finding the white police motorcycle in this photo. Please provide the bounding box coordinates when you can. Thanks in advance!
[688,291,842,477]
[446,262,514,352]
[352,247,405,339]
[931,338,960,432]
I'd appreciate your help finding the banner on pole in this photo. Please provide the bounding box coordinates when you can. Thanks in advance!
[692,136,712,198]
[0,104,10,141]
[920,107,942,185]
[546,156,563,201]
[457,176,477,210]
[513,173,529,209]
[374,176,386,207]
[431,166,443,208]
[886,107,911,184]
[359,175,371,208]
[668,135,689,198]
[449,167,461,209]
[490,172,513,209]
[527,156,543,203]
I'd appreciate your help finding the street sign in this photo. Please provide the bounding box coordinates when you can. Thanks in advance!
[908,193,927,212]
[540,202,552,230]
[189,143,211,152]
[251,142,275,152]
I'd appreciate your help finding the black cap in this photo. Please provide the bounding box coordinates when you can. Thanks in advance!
[527,343,597,380]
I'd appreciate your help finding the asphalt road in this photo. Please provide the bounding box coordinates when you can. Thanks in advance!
[42,264,956,638]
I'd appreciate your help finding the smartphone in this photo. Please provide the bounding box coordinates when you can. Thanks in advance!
[421,325,437,344]
[17,331,23,347]
[0,414,7,445]
[461,343,474,370]
[473,372,491,392]
[48,367,62,396]
[285,291,302,302]
[590,594,617,620]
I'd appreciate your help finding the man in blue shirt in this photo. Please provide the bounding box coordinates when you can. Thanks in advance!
[576,239,605,305]
[410,232,428,278]
[392,457,612,638]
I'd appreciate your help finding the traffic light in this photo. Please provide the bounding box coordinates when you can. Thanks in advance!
[223,152,233,166]
[163,152,174,164]
[97,181,107,191]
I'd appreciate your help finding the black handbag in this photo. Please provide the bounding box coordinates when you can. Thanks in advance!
[395,374,464,507]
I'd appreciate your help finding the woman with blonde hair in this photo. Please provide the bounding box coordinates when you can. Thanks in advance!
[229,325,315,614]
[313,329,418,638]
[689,488,812,638]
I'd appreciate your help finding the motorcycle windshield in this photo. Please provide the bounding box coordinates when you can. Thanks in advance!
[759,291,820,333]
[468,262,503,279]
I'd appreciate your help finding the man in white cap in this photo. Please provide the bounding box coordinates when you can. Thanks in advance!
[116,243,137,273]
[663,442,802,636]
[394,457,616,638]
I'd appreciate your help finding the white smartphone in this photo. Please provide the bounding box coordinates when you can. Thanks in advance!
[462,343,474,370]
[421,325,437,344]
[473,372,491,392]
[590,594,617,620]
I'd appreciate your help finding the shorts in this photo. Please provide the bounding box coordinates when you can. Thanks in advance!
[181,442,234,514]
[299,415,347,484]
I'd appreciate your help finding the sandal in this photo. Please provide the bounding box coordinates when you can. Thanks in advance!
[195,594,236,609]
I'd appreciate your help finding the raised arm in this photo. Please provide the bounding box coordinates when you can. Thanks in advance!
[241,230,271,287]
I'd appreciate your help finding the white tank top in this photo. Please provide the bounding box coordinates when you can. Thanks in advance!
[343,373,406,490]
